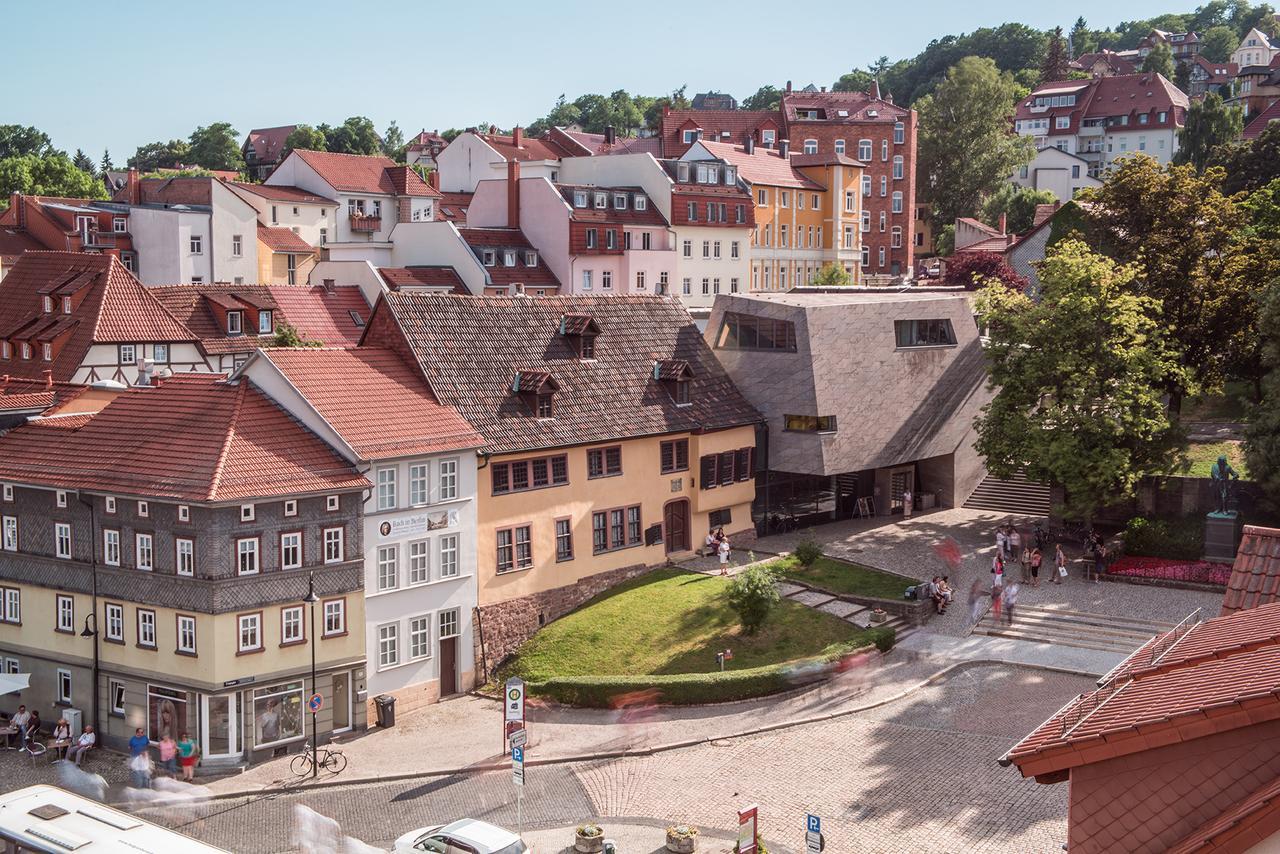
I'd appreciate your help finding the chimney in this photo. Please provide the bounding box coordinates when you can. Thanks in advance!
[998,213,1008,235]
[512,126,523,148]
[126,168,141,206]
[43,369,52,390]
[744,135,755,155]
[785,80,793,94]
[604,125,616,145]
[779,139,791,158]
[428,169,440,191]
[507,160,521,228]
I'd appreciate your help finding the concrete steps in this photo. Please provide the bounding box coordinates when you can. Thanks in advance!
[963,471,1052,516]
[973,603,1177,654]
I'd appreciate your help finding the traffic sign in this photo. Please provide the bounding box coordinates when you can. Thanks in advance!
[505,677,525,722]
[509,728,528,749]
[806,813,822,853]
[511,746,525,787]
[308,693,324,713]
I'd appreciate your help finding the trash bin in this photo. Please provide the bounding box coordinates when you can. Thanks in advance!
[374,694,396,728]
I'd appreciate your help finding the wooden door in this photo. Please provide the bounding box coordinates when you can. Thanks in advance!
[664,499,690,554]
[440,637,457,696]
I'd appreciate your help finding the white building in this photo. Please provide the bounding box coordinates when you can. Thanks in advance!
[1010,147,1102,202]
[239,347,486,713]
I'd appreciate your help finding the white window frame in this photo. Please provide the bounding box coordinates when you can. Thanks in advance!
[55,522,72,559]
[236,537,259,576]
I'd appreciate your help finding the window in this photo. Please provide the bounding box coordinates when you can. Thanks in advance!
[587,446,623,478]
[379,622,400,668]
[491,455,568,494]
[376,467,397,510]
[237,538,259,575]
[2,516,15,552]
[714,313,798,351]
[323,599,346,636]
[784,414,839,432]
[438,459,457,501]
[137,608,157,648]
[439,534,459,578]
[57,669,71,704]
[408,540,430,585]
[190,235,202,254]
[110,680,125,714]
[892,192,903,213]
[377,545,399,591]
[227,311,242,335]
[56,595,74,633]
[858,139,873,160]
[105,604,123,641]
[177,615,197,654]
[258,310,273,334]
[54,522,71,559]
[240,503,255,522]
[894,122,905,144]
[232,234,243,256]
[237,613,261,653]
[894,319,957,347]
[496,524,532,573]
[323,527,344,563]
[281,606,303,645]
[280,532,301,570]
[410,616,431,660]
[327,495,340,512]
[176,538,194,576]
[555,518,574,561]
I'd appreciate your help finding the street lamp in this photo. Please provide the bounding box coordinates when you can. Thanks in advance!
[304,573,319,779]
[80,613,99,735]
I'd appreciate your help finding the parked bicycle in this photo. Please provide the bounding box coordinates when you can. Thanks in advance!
[289,741,347,777]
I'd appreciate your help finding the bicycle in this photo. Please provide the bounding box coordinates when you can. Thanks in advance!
[289,741,347,777]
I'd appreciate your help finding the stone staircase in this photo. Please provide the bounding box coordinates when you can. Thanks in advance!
[972,603,1178,654]
[963,471,1052,516]
[777,582,919,643]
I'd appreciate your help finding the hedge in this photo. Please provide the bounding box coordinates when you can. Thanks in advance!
[527,629,894,708]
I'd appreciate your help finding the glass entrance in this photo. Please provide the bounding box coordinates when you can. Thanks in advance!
[332,673,351,733]
[202,692,241,760]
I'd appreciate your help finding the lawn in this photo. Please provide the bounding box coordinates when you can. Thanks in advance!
[776,555,917,599]
[1174,441,1249,479]
[501,568,864,680]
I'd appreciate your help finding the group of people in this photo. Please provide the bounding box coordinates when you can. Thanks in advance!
[705,527,732,574]
[127,728,200,788]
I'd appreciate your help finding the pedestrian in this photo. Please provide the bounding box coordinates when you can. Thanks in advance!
[1030,547,1043,587]
[1003,583,1020,625]
[177,731,199,781]
[902,488,914,519]
[717,536,731,575]
[1053,543,1067,584]
[11,704,30,751]
[128,750,153,789]
[67,725,96,766]
[158,734,178,777]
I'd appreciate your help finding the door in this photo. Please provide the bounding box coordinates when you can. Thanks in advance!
[201,693,240,760]
[440,638,458,696]
[664,499,690,554]
[332,673,351,733]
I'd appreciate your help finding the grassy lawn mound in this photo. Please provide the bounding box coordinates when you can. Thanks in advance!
[775,555,918,600]
[499,568,888,706]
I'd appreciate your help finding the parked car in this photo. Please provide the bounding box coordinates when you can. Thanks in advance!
[394,819,527,854]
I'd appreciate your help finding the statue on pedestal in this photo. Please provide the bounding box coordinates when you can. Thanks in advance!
[1210,455,1239,516]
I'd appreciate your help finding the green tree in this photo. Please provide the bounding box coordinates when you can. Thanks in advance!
[916,56,1035,224]
[811,264,852,287]
[323,117,382,156]
[127,139,190,172]
[832,70,875,93]
[974,240,1190,519]
[100,149,113,173]
[726,563,780,635]
[1081,157,1247,408]
[0,125,54,159]
[1141,42,1176,78]
[282,124,327,154]
[981,184,1057,234]
[741,85,782,111]
[1211,122,1280,195]
[186,122,243,172]
[1175,93,1244,172]
[0,153,108,200]
[382,121,406,161]
[71,148,95,175]
[1041,27,1071,81]
[1201,25,1241,62]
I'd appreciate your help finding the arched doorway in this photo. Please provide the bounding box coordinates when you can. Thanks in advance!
[664,499,690,554]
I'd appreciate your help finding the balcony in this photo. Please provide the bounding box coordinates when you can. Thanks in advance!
[80,229,117,249]
[349,214,382,233]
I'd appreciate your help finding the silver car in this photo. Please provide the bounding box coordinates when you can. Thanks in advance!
[393,819,528,854]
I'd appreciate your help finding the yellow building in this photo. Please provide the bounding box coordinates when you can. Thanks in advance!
[365,293,762,668]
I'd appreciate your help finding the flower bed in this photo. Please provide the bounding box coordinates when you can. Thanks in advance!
[1107,556,1231,587]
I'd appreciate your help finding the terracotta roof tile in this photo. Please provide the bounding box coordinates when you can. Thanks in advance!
[256,348,481,460]
[0,376,366,501]
[375,293,761,454]
[257,225,316,254]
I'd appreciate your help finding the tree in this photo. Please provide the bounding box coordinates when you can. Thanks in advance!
[185,123,243,172]
[1141,42,1176,78]
[1201,25,1241,62]
[282,124,327,154]
[1081,156,1247,408]
[323,117,382,156]
[1211,122,1280,195]
[916,56,1035,224]
[127,139,190,173]
[382,121,406,161]
[0,125,54,160]
[981,184,1057,234]
[1175,93,1244,172]
[1041,27,1071,82]
[726,563,780,635]
[71,149,95,175]
[100,149,113,173]
[741,85,782,111]
[811,264,852,287]
[944,250,1029,291]
[832,70,875,93]
[974,240,1190,519]
[0,153,108,201]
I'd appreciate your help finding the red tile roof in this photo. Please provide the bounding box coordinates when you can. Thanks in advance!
[244,125,297,165]
[693,140,825,190]
[0,252,195,381]
[1244,101,1280,139]
[228,182,335,205]
[0,375,366,501]
[378,267,469,293]
[290,149,436,197]
[257,225,316,254]
[372,293,761,454]
[1009,601,1280,779]
[1221,526,1280,615]
[457,228,561,290]
[254,348,481,460]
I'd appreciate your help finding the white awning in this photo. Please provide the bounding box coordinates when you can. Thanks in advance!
[0,672,30,695]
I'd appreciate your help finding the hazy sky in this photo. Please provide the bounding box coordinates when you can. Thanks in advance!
[9,0,1181,160]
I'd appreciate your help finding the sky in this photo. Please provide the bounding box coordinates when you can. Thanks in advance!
[9,0,1183,162]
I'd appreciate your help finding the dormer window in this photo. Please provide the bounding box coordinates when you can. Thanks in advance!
[594,192,607,209]
[653,359,694,406]
[42,297,53,313]
[634,196,647,211]
[512,370,559,419]
[482,249,496,266]
[258,310,273,334]
[62,297,72,314]
[524,250,537,267]
[613,193,627,210]
[574,191,587,207]
[227,311,243,335]
[504,250,516,267]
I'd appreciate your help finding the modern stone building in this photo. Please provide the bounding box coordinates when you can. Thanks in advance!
[706,290,990,531]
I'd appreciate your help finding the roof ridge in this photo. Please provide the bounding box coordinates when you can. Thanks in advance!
[206,381,245,500]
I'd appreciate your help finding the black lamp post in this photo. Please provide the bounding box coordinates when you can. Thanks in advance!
[80,614,99,735]
[303,573,319,779]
